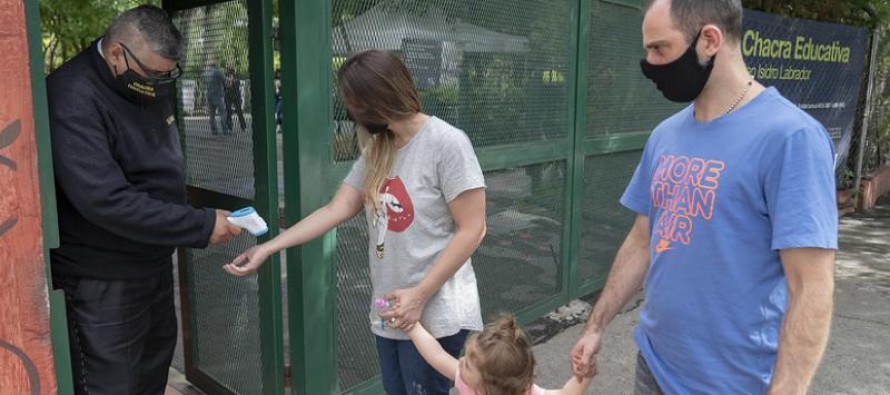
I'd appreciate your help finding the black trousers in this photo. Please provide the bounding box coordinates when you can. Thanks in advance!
[225,100,247,131]
[53,269,177,395]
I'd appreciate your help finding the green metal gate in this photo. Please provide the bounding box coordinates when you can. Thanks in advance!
[162,0,676,393]
[164,0,284,394]
[279,0,678,394]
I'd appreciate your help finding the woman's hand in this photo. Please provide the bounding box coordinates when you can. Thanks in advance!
[379,287,429,330]
[223,244,273,276]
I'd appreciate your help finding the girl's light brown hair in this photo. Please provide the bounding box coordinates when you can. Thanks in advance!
[467,314,536,395]
[336,49,422,210]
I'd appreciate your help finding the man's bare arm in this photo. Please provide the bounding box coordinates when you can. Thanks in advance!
[571,214,651,377]
[767,248,835,395]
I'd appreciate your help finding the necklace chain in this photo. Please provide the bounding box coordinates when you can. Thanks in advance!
[724,79,754,116]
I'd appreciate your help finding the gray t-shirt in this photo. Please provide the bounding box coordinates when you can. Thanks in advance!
[344,116,485,340]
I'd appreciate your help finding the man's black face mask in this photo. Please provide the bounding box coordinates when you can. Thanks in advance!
[640,31,715,103]
[114,42,180,104]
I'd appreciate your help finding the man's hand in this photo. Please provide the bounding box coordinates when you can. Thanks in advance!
[571,329,603,379]
[568,215,650,382]
[210,209,242,245]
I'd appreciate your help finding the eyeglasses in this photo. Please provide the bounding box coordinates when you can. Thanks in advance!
[118,42,182,84]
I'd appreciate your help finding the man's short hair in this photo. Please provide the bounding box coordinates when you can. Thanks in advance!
[104,5,183,61]
[643,0,743,44]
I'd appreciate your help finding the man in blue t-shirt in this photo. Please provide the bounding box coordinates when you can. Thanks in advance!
[570,0,838,394]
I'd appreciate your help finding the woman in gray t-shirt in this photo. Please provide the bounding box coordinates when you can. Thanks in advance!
[225,49,487,395]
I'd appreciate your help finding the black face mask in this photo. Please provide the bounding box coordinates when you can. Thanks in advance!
[363,123,390,135]
[347,111,389,135]
[640,32,715,102]
[113,43,177,104]
[114,68,170,104]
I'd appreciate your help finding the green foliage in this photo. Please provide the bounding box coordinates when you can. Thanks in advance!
[182,3,250,76]
[867,55,890,170]
[172,3,251,116]
[40,0,161,73]
[421,83,458,106]
[742,0,890,28]
[839,167,857,188]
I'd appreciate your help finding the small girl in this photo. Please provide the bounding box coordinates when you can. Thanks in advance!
[406,314,593,395]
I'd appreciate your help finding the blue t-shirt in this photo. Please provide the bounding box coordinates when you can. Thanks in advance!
[620,87,838,394]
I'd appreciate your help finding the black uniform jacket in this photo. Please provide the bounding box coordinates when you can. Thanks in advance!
[46,39,214,280]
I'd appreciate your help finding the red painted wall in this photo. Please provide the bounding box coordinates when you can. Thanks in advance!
[0,1,58,394]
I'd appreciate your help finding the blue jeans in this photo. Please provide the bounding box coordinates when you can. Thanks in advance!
[375,330,469,395]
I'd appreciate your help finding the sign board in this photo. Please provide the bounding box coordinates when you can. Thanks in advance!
[743,10,870,168]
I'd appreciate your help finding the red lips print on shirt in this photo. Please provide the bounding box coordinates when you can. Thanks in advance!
[379,177,414,232]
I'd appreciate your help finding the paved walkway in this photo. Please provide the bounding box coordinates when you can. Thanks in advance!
[165,368,200,395]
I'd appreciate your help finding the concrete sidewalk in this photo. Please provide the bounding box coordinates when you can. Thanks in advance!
[532,199,890,394]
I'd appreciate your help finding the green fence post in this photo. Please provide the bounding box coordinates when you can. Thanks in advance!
[280,0,339,393]
[246,0,287,393]
[565,0,593,299]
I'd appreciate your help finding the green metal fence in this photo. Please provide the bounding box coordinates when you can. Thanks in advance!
[578,0,684,296]
[164,0,283,394]
[165,0,675,393]
[281,0,673,394]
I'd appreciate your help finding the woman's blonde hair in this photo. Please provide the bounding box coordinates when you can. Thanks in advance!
[467,314,536,395]
[336,49,422,210]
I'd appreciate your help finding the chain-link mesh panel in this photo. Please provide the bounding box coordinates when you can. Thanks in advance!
[183,235,264,395]
[330,0,574,162]
[174,2,256,199]
[578,151,642,281]
[171,3,265,394]
[842,69,871,190]
[335,215,377,390]
[587,0,682,136]
[476,165,565,316]
[860,66,890,176]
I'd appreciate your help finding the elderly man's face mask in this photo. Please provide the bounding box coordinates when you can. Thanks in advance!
[113,42,181,103]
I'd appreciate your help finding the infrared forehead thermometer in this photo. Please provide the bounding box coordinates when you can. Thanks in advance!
[227,207,269,237]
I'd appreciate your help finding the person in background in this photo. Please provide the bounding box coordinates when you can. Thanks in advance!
[203,57,227,135]
[224,66,247,132]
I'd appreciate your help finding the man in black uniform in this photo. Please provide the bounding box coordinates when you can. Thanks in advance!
[46,6,242,394]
